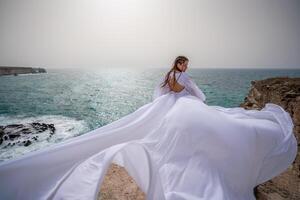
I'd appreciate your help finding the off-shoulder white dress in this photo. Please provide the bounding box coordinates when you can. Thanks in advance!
[0,71,297,200]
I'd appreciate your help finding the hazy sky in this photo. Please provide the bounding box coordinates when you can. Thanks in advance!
[0,0,299,69]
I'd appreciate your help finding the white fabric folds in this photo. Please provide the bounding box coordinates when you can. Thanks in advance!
[0,72,297,200]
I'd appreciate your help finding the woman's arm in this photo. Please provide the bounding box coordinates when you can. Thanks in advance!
[181,72,206,102]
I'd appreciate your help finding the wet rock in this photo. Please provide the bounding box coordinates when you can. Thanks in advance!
[0,122,56,148]
[24,140,31,147]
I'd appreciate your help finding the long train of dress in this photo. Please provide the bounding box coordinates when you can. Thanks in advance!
[0,72,297,200]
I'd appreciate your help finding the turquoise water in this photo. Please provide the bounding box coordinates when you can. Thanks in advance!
[1,68,300,161]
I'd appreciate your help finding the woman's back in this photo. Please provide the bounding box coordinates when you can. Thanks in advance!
[152,71,206,102]
[167,71,185,93]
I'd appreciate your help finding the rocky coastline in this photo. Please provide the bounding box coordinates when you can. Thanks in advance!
[98,76,300,200]
[0,76,298,199]
[240,77,300,200]
[0,66,46,76]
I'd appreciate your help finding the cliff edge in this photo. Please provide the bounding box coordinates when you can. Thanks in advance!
[98,77,300,200]
[240,77,300,200]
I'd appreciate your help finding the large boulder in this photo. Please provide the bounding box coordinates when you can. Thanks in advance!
[0,122,55,147]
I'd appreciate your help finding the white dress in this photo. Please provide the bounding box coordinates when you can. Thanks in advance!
[0,71,297,200]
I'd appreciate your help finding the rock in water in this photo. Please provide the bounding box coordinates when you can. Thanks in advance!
[0,122,56,148]
[241,77,300,200]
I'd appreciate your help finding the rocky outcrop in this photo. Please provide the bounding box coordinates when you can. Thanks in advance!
[240,77,300,200]
[0,66,46,76]
[98,76,300,199]
[0,122,55,148]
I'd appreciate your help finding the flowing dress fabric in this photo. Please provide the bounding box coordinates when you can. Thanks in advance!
[0,72,297,200]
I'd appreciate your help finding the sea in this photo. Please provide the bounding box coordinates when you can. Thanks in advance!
[0,67,300,162]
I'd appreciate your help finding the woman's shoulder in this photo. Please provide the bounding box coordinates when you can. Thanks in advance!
[169,70,188,76]
[168,71,190,81]
[178,71,190,79]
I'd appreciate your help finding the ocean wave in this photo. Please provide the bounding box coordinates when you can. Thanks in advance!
[0,115,88,162]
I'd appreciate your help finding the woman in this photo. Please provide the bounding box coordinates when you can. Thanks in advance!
[0,56,297,200]
[153,55,206,103]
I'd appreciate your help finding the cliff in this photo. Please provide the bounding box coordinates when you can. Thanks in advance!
[98,77,300,200]
[0,66,46,76]
[240,77,300,200]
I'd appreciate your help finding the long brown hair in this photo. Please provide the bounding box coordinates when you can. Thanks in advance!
[160,55,189,88]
